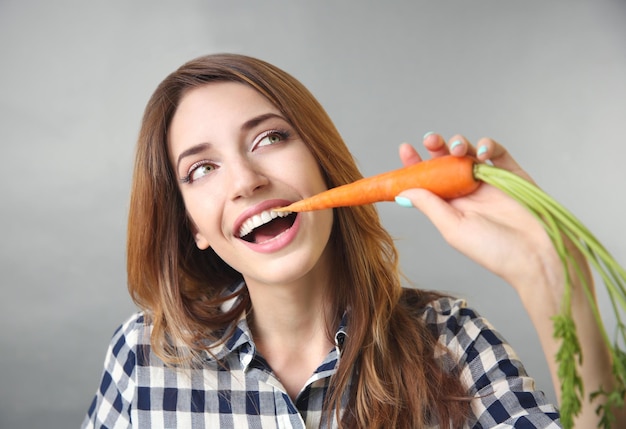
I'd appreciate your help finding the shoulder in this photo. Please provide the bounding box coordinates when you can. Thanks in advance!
[419,294,479,323]
[419,295,499,348]
[101,312,151,371]
[400,289,513,372]
[417,294,522,384]
[110,311,150,349]
[419,295,561,425]
[81,313,150,428]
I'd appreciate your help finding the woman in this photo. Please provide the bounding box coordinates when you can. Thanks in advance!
[82,53,621,428]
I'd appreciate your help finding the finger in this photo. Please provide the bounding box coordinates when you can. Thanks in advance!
[475,137,535,182]
[398,142,423,167]
[446,134,473,157]
[422,132,450,158]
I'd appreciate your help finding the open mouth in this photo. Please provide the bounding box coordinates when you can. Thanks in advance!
[238,210,297,244]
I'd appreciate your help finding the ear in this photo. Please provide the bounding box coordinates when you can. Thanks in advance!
[194,231,210,250]
[188,217,210,250]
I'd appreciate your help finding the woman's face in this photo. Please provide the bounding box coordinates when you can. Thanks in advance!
[168,82,334,288]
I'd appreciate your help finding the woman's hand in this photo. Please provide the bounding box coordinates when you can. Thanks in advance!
[396,133,562,296]
[397,133,625,428]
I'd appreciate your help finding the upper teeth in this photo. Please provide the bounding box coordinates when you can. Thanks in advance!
[238,210,292,238]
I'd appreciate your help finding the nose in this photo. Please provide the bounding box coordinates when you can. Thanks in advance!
[228,158,269,200]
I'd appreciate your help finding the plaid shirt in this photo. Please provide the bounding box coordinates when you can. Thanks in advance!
[82,288,560,428]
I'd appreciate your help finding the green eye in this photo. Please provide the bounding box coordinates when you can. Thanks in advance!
[191,164,215,181]
[257,133,281,148]
[266,134,282,145]
[181,162,216,183]
[253,129,290,150]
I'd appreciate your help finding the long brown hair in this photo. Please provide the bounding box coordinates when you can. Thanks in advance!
[127,53,468,428]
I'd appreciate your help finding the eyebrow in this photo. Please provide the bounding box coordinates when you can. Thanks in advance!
[241,112,285,133]
[175,112,287,173]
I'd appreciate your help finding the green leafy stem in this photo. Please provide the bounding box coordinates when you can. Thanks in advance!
[474,164,626,429]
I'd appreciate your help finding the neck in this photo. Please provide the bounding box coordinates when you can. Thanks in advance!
[244,243,337,346]
[245,277,336,400]
[246,278,333,346]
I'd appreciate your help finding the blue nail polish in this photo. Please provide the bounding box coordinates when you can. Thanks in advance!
[395,196,413,208]
[477,145,488,156]
[450,140,462,151]
[423,131,435,139]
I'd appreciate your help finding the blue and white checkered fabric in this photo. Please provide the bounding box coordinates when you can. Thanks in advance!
[82,290,560,428]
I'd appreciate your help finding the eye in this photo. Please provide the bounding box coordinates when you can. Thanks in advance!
[181,161,217,184]
[252,129,290,150]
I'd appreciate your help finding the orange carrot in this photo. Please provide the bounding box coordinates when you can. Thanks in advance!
[276,155,480,212]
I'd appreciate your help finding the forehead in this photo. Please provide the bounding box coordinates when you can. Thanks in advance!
[173,81,275,126]
[168,82,280,153]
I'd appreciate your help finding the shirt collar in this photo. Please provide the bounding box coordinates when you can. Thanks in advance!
[198,281,250,362]
[334,312,348,353]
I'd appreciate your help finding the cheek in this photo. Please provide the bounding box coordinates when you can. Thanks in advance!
[287,156,328,195]
[182,192,224,238]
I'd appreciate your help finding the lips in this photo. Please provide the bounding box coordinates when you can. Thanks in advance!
[239,210,296,243]
[234,199,297,246]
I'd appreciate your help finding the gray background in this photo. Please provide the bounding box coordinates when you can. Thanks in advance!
[1,1,625,428]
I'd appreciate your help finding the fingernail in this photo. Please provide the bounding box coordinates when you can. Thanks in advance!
[395,196,413,208]
[477,145,488,156]
[423,131,435,139]
[449,140,463,151]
